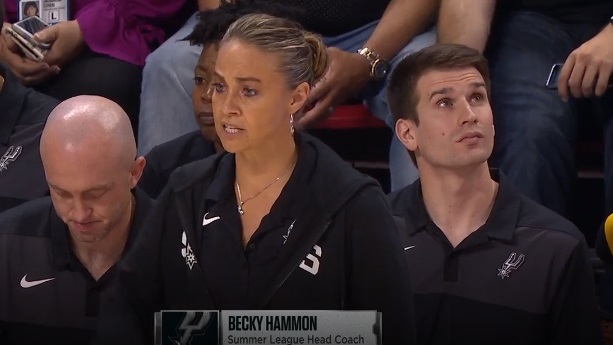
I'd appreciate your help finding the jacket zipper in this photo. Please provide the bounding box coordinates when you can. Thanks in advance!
[268,221,332,303]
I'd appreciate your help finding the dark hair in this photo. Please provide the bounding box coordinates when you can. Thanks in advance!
[23,1,38,15]
[387,44,491,164]
[0,0,5,24]
[183,0,305,47]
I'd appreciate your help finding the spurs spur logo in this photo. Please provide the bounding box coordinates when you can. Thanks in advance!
[181,231,197,270]
[0,146,22,171]
[497,252,525,279]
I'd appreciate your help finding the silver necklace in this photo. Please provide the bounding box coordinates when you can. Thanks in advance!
[235,158,296,215]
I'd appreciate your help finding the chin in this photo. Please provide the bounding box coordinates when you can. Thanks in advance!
[200,126,217,142]
[219,144,242,154]
[68,225,111,243]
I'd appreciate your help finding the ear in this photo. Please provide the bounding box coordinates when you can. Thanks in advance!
[129,156,146,188]
[395,118,418,153]
[289,82,310,115]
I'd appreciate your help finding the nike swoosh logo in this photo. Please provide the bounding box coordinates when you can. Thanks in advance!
[202,212,220,226]
[404,246,416,251]
[20,274,55,288]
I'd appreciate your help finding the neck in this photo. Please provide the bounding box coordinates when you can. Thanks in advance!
[235,132,297,188]
[419,163,497,246]
[71,194,134,279]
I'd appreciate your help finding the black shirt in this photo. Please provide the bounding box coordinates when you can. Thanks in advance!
[387,170,603,345]
[0,63,58,213]
[498,0,613,25]
[0,189,153,345]
[197,141,313,309]
[93,133,416,345]
[272,0,391,36]
[139,131,216,199]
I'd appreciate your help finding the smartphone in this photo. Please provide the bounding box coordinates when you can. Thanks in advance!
[545,63,563,89]
[12,16,51,50]
[546,63,613,90]
[2,26,46,62]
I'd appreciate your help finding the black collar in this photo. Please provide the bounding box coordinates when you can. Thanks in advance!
[203,133,315,221]
[50,188,153,270]
[403,169,521,241]
[0,64,26,144]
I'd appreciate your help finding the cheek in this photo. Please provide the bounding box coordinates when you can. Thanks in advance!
[49,195,70,217]
[245,99,287,128]
[191,87,199,108]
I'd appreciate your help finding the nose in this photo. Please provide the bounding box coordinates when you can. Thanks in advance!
[70,198,92,222]
[200,84,214,104]
[458,99,478,125]
[215,90,239,116]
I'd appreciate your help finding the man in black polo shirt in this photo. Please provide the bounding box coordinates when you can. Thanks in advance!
[386,44,603,345]
[0,1,59,212]
[0,95,152,345]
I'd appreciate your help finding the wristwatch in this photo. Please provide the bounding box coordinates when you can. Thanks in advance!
[357,47,390,80]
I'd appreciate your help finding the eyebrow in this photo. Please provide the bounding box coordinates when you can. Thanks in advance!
[429,82,487,100]
[213,71,261,83]
[49,183,112,194]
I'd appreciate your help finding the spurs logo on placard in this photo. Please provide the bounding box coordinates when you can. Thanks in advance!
[0,146,22,171]
[497,252,525,279]
[181,231,197,270]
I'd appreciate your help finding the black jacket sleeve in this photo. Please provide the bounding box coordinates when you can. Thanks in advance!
[550,240,603,345]
[345,185,417,345]
[93,188,172,345]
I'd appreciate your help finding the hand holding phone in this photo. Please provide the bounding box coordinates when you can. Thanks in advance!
[546,63,613,92]
[0,26,60,86]
[5,16,51,62]
[2,26,47,62]
[13,16,51,50]
[28,20,85,68]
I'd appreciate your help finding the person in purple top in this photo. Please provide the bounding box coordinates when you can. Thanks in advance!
[0,0,195,130]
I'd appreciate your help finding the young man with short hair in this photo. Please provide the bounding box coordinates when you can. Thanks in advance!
[387,43,603,345]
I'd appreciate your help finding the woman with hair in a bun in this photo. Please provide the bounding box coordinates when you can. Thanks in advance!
[95,13,416,345]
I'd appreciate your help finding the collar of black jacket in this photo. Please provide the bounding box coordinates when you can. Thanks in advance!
[168,132,380,220]
[390,168,521,241]
[0,63,26,144]
[50,188,154,270]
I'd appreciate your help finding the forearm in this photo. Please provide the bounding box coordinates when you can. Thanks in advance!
[364,0,438,61]
[198,0,220,12]
[437,0,496,53]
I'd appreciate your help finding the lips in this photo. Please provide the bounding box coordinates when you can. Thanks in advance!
[222,124,244,134]
[457,131,484,142]
[71,220,98,232]
[197,111,214,126]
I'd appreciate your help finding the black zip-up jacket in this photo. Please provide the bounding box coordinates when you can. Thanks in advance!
[95,134,416,345]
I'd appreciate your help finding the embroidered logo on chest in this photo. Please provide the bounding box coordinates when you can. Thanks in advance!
[181,231,197,270]
[0,146,22,171]
[497,252,525,279]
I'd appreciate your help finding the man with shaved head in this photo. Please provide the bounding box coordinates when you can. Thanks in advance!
[0,95,152,345]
